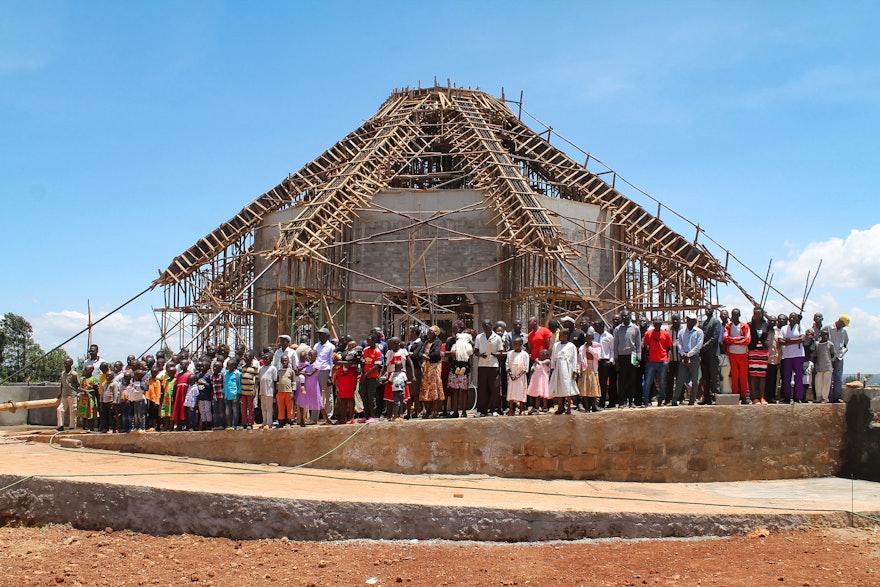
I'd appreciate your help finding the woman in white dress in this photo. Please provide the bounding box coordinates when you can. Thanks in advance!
[549,328,578,415]
[505,337,530,415]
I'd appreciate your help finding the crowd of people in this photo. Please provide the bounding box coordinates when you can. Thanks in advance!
[55,306,852,432]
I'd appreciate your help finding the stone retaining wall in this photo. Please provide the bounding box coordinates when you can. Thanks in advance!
[74,404,846,483]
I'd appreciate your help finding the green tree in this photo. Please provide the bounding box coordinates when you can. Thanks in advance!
[29,347,70,382]
[0,313,70,383]
[1,313,34,381]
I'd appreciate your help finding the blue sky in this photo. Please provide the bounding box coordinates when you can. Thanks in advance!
[1,0,878,373]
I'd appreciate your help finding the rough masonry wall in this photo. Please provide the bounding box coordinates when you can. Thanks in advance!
[75,405,845,483]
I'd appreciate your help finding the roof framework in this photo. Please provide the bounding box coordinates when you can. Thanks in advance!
[154,86,753,351]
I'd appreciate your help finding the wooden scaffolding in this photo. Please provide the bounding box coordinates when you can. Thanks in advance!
[153,85,752,352]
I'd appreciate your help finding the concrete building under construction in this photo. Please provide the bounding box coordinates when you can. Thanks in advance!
[155,85,748,350]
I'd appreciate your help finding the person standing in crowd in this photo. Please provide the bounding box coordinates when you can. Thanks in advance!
[594,320,616,409]
[813,329,837,403]
[313,327,336,420]
[718,309,731,395]
[665,315,682,406]
[613,310,642,408]
[129,366,148,433]
[504,319,526,354]
[258,350,277,429]
[335,339,362,424]
[83,344,103,377]
[76,364,98,432]
[566,316,585,348]
[765,315,781,403]
[221,356,241,430]
[145,367,162,431]
[673,313,703,405]
[724,308,751,404]
[406,325,426,419]
[172,359,191,430]
[272,334,297,371]
[527,349,552,414]
[474,319,503,418]
[825,314,850,403]
[526,316,552,368]
[445,321,473,419]
[505,337,529,416]
[239,351,258,429]
[549,328,578,414]
[209,361,225,430]
[779,312,806,403]
[747,307,770,404]
[578,332,602,412]
[56,358,79,431]
[700,306,721,405]
[359,333,383,422]
[642,316,673,407]
[419,326,444,419]
[99,368,120,433]
[275,354,295,427]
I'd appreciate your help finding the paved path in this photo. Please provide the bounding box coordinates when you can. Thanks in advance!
[1,430,878,540]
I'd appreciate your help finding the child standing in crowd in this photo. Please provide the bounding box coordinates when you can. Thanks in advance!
[336,340,362,425]
[578,332,602,412]
[813,329,837,403]
[128,368,147,433]
[803,357,813,402]
[172,360,191,430]
[258,351,277,429]
[298,350,327,425]
[99,369,120,433]
[527,349,552,414]
[389,361,409,422]
[275,354,295,427]
[161,362,176,431]
[145,368,162,431]
[211,362,226,430]
[239,352,258,429]
[506,337,529,416]
[195,363,213,431]
[184,372,199,430]
[223,360,241,430]
[119,372,134,432]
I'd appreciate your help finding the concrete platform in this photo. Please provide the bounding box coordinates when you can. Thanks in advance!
[1,433,878,541]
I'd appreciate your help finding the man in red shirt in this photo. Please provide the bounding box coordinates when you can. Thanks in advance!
[358,333,384,422]
[526,316,552,366]
[642,316,673,406]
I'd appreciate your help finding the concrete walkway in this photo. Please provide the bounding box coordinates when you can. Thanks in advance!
[1,431,878,541]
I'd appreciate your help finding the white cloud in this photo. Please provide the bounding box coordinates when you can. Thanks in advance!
[718,226,880,374]
[28,310,162,364]
[774,224,880,295]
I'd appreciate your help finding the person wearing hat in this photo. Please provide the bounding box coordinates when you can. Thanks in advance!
[313,327,336,420]
[272,334,297,371]
[824,314,850,403]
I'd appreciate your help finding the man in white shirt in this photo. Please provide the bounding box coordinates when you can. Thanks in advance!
[474,319,504,417]
[272,334,297,371]
[313,327,336,418]
[594,321,615,408]
[674,314,704,405]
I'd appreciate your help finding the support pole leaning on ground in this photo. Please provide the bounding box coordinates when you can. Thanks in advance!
[0,398,59,413]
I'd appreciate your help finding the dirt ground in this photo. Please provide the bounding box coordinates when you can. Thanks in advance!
[1,525,879,587]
